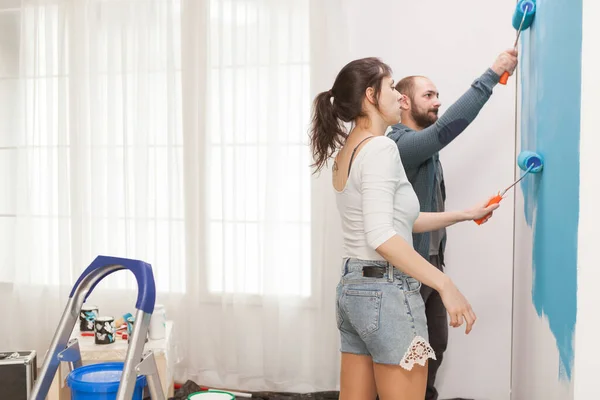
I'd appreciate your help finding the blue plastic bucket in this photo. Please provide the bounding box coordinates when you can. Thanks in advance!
[66,362,147,400]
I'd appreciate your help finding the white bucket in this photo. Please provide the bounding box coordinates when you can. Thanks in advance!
[188,391,236,400]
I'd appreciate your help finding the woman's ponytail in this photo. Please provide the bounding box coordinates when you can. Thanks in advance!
[309,90,346,174]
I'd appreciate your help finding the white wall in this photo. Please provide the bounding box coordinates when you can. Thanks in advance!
[574,0,600,397]
[511,166,574,400]
[340,1,517,398]
[511,34,570,398]
[510,0,583,397]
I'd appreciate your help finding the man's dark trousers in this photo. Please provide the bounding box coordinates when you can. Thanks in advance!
[421,254,448,400]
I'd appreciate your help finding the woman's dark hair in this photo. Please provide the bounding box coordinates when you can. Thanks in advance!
[309,57,393,173]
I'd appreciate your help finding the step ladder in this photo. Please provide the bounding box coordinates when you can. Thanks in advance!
[29,255,166,400]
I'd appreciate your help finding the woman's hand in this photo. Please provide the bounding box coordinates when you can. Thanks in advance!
[465,197,500,224]
[438,278,477,334]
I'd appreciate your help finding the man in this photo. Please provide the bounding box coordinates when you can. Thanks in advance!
[388,49,518,400]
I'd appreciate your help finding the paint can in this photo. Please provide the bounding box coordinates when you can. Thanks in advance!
[149,304,166,340]
[79,305,98,332]
[94,317,115,345]
[126,316,148,343]
[126,316,135,342]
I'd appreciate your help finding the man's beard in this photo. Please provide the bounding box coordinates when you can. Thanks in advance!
[411,108,439,129]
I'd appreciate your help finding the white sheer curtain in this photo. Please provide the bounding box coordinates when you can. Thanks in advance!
[178,0,342,391]
[0,0,350,392]
[3,0,185,370]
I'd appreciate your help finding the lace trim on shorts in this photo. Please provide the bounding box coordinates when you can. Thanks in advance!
[399,335,436,370]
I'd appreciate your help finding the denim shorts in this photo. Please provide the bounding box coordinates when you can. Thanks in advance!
[336,258,436,370]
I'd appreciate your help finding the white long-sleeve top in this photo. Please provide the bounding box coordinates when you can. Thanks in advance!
[335,136,421,261]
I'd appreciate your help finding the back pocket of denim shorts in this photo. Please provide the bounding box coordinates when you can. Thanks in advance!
[342,289,382,337]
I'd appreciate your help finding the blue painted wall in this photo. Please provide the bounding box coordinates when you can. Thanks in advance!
[519,0,581,380]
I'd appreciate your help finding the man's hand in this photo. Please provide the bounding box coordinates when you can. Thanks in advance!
[491,49,519,77]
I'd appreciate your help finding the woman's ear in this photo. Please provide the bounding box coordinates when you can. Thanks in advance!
[365,87,376,105]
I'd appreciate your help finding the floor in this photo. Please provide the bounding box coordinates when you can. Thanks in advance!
[168,380,340,400]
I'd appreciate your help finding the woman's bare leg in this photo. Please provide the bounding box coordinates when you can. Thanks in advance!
[373,361,428,400]
[339,353,377,400]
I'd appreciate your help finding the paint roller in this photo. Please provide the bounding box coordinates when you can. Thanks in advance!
[499,0,536,85]
[474,150,543,225]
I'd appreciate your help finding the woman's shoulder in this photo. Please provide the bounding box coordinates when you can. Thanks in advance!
[360,136,400,162]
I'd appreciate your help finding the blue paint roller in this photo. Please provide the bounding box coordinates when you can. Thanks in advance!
[499,0,537,85]
[517,150,543,173]
[474,150,543,225]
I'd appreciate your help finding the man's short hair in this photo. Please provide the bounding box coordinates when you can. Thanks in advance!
[395,76,426,101]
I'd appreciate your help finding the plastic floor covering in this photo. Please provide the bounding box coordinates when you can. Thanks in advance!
[167,380,340,400]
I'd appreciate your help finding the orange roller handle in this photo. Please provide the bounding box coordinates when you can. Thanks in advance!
[499,71,510,85]
[474,194,503,225]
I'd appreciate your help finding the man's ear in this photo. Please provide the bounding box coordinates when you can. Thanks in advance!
[400,94,410,111]
[365,87,376,105]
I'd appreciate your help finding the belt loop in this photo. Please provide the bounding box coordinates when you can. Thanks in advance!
[343,258,349,275]
[387,262,393,283]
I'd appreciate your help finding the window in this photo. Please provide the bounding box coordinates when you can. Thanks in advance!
[1,1,186,293]
[0,2,21,283]
[206,0,311,296]
[0,0,312,297]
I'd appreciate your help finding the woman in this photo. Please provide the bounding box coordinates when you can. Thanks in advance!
[309,58,499,400]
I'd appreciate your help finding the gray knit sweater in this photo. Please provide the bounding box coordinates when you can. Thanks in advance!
[387,68,500,263]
